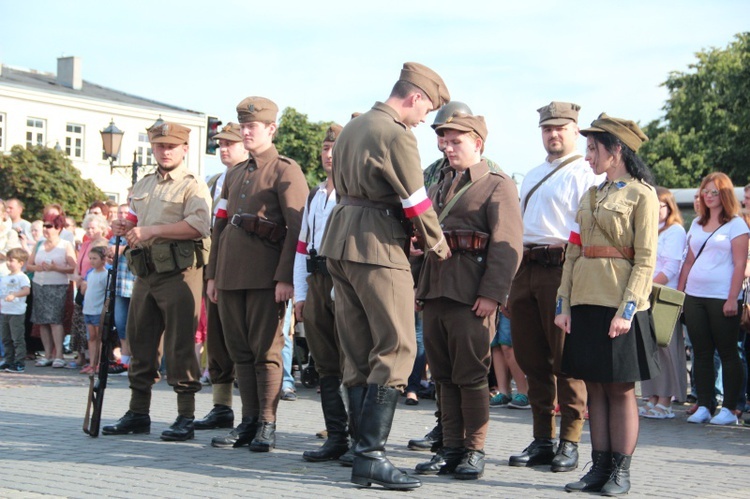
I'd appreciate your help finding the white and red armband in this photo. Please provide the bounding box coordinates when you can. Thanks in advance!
[214,199,228,220]
[400,186,432,218]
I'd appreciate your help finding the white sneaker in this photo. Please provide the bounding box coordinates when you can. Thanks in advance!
[709,407,739,426]
[686,406,712,424]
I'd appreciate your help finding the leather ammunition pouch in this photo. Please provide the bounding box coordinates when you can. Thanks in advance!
[414,229,489,255]
[125,240,204,277]
[230,213,286,243]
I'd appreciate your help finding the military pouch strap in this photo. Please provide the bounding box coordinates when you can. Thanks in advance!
[231,213,287,244]
[125,247,150,278]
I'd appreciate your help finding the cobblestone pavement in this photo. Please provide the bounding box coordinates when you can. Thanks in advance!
[1,363,749,498]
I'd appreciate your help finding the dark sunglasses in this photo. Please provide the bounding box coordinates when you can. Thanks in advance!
[43,224,54,229]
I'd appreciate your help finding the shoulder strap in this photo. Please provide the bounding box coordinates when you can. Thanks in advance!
[304,185,320,246]
[438,171,490,223]
[522,155,582,212]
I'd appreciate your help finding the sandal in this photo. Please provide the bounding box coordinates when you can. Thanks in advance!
[638,401,655,416]
[644,403,675,419]
[52,359,67,368]
[35,358,53,367]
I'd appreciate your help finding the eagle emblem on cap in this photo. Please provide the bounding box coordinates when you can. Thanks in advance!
[247,104,255,112]
[222,124,231,132]
[548,102,558,115]
[325,129,336,142]
[158,124,169,136]
[445,115,454,123]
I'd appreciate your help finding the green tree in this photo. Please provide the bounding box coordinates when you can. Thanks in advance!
[0,145,106,221]
[275,107,333,188]
[641,32,750,187]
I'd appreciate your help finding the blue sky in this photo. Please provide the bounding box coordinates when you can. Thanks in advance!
[1,1,748,178]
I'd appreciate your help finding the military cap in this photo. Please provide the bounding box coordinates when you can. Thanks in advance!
[323,123,343,143]
[580,112,649,152]
[399,62,450,111]
[147,122,190,145]
[434,113,488,143]
[236,96,278,124]
[213,122,242,142]
[537,101,580,126]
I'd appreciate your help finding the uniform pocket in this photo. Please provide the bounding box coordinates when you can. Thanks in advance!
[600,202,633,236]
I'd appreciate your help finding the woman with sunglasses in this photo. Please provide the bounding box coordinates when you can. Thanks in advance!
[679,172,749,425]
[26,214,76,368]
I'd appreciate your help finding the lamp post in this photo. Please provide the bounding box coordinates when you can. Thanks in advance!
[100,119,140,187]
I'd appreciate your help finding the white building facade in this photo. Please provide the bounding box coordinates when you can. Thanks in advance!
[0,56,209,203]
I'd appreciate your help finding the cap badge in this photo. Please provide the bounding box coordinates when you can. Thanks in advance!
[247,104,255,112]
[158,124,169,136]
[222,124,231,132]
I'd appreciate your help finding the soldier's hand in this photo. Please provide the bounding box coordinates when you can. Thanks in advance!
[111,218,134,237]
[294,301,305,322]
[206,279,218,304]
[554,314,571,334]
[409,236,424,257]
[275,282,294,303]
[126,226,154,247]
[472,296,498,318]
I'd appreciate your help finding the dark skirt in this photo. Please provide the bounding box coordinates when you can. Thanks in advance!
[562,305,660,383]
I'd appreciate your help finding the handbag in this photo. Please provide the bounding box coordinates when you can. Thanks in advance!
[741,282,750,331]
[588,189,684,347]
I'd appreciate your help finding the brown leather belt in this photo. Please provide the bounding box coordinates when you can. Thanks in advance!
[338,195,401,215]
[521,244,566,267]
[582,245,634,259]
[230,213,286,243]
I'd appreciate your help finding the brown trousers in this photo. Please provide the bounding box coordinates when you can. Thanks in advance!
[205,288,235,405]
[509,262,586,442]
[303,272,344,378]
[423,297,492,450]
[218,288,285,422]
[326,258,416,388]
[128,267,203,417]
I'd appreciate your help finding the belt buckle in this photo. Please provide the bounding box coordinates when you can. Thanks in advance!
[230,213,241,228]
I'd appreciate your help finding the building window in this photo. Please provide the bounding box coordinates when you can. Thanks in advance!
[26,118,46,148]
[137,133,154,166]
[0,113,5,150]
[65,123,84,159]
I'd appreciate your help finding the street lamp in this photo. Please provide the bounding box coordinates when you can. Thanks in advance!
[100,119,140,187]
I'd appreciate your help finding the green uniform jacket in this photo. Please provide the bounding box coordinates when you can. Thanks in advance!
[320,102,448,269]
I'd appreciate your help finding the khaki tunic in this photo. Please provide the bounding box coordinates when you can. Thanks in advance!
[557,175,658,317]
[126,163,212,417]
[320,102,448,388]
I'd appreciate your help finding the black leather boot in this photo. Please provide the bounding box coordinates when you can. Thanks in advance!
[508,438,557,467]
[453,449,485,480]
[436,447,467,476]
[564,450,612,492]
[303,376,349,462]
[415,448,447,475]
[249,421,276,452]
[211,416,258,448]
[194,404,234,430]
[407,420,443,451]
[340,385,366,467]
[160,415,195,441]
[551,440,578,472]
[350,385,421,490]
[102,411,150,435]
[600,452,631,496]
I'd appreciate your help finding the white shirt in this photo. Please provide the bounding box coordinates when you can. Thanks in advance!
[654,223,686,289]
[519,153,603,245]
[685,216,750,299]
[293,181,336,302]
[0,272,31,315]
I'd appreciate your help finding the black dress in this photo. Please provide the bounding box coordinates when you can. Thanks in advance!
[562,305,660,383]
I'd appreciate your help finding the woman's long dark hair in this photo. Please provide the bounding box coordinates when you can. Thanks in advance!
[590,132,654,185]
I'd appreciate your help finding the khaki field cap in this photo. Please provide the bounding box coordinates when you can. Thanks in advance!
[399,62,450,111]
[148,122,190,145]
[580,113,649,152]
[435,113,488,143]
[324,124,343,143]
[538,101,580,126]
[236,96,279,124]
[213,122,242,142]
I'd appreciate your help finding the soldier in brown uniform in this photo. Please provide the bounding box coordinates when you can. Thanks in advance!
[415,114,523,479]
[103,122,212,441]
[206,97,308,452]
[194,123,248,431]
[319,62,451,490]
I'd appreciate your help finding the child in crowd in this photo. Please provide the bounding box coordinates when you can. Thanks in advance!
[0,248,31,373]
[80,246,109,374]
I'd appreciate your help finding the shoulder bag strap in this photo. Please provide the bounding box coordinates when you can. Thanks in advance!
[522,155,582,212]
[438,171,490,223]
[588,188,635,265]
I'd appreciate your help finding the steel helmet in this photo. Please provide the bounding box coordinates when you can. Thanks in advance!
[431,101,473,129]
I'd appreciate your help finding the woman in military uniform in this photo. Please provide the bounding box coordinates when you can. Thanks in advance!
[555,114,660,496]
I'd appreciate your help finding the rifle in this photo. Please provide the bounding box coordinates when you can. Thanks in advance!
[83,236,121,437]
